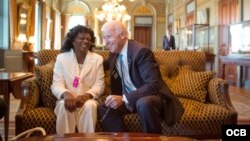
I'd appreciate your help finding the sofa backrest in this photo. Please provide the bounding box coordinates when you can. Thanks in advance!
[37,49,110,66]
[154,50,206,77]
[37,49,61,66]
[35,49,206,107]
[37,49,206,74]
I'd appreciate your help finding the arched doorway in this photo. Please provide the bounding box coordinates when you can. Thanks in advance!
[61,1,91,39]
[131,4,156,49]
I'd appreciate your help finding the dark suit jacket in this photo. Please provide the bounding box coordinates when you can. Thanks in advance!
[163,35,176,50]
[104,40,184,126]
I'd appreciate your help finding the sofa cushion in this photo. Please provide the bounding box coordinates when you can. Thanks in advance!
[166,67,214,103]
[160,65,191,86]
[35,60,57,109]
[160,64,178,81]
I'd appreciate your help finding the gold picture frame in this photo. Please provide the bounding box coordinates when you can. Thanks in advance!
[17,3,31,38]
[175,19,180,33]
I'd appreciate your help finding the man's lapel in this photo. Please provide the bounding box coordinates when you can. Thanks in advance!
[110,53,119,79]
[127,41,132,72]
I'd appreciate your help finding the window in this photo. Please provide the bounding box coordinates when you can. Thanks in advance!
[168,14,173,24]
[34,1,41,52]
[135,16,153,26]
[53,11,61,50]
[67,15,86,31]
[0,0,9,49]
[229,21,250,53]
[186,0,195,14]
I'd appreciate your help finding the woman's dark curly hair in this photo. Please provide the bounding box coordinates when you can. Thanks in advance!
[61,25,95,53]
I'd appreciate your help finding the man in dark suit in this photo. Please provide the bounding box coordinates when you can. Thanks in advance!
[98,20,183,134]
[163,28,176,50]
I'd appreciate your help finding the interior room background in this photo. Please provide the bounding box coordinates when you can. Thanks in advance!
[0,0,250,87]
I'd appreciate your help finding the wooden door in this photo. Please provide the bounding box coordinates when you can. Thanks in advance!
[185,12,194,26]
[218,0,237,85]
[134,26,152,48]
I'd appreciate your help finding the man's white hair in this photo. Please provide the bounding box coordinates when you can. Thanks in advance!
[102,20,128,37]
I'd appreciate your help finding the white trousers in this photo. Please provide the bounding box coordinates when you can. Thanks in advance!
[54,99,98,134]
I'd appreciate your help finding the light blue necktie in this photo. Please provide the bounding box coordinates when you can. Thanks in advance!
[118,54,134,112]
[118,54,129,93]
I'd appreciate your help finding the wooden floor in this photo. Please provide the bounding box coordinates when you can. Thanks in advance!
[229,86,250,125]
[229,86,250,97]
[0,86,250,141]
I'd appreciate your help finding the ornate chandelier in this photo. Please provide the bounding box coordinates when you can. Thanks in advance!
[96,0,134,22]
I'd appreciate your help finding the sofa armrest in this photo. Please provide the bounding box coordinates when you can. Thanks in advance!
[16,76,40,134]
[208,78,237,112]
[16,76,39,116]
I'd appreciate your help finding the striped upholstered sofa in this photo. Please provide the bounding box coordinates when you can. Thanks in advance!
[15,49,237,139]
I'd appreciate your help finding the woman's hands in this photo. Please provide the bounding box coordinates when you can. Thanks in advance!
[76,93,93,107]
[63,91,77,112]
[63,92,93,112]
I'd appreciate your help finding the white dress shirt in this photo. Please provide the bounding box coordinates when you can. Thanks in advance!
[116,41,136,103]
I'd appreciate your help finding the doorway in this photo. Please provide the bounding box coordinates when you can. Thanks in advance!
[218,0,238,85]
[134,26,152,48]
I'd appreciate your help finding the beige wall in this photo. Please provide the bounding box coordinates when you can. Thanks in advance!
[243,0,250,21]
[157,16,166,49]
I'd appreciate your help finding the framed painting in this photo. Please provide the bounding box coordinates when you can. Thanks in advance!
[17,3,31,39]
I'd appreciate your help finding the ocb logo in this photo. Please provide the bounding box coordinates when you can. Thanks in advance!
[226,129,247,136]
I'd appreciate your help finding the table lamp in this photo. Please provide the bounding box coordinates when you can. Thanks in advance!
[17,33,29,51]
[28,36,35,51]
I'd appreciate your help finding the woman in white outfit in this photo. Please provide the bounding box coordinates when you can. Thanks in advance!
[51,25,104,134]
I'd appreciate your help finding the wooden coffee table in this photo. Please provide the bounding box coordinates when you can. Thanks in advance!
[17,132,193,141]
[0,72,33,141]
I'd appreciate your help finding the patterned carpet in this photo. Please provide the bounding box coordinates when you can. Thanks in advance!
[0,86,250,140]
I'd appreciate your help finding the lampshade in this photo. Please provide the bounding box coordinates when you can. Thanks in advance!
[28,36,35,44]
[17,34,27,42]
